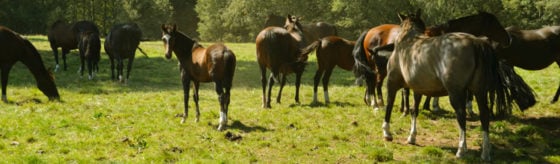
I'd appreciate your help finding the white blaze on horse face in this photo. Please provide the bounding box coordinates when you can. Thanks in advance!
[162,34,172,58]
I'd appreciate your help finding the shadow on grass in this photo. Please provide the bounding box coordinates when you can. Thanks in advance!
[227,120,271,133]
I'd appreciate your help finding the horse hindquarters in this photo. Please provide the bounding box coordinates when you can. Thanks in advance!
[217,49,236,130]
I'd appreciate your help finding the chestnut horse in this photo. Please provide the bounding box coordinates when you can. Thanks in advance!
[78,31,101,80]
[383,10,535,160]
[303,36,356,104]
[105,23,143,83]
[48,20,99,72]
[161,24,236,131]
[257,15,315,108]
[0,26,60,102]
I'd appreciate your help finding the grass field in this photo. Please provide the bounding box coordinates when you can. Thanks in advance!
[0,35,559,163]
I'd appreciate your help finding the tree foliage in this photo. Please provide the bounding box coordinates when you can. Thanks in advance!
[0,0,559,41]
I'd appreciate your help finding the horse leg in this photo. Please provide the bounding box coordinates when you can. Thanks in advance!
[375,73,386,107]
[215,81,227,131]
[474,92,492,161]
[180,68,191,124]
[259,65,269,108]
[117,58,124,83]
[125,57,135,84]
[193,81,200,122]
[62,49,69,71]
[400,88,410,116]
[79,52,85,77]
[432,97,441,112]
[276,74,286,104]
[448,91,468,158]
[322,68,334,104]
[109,57,115,81]
[312,69,323,104]
[383,80,399,141]
[295,71,303,104]
[422,96,432,110]
[266,73,275,108]
[87,58,93,80]
[1,66,12,102]
[552,62,560,103]
[364,73,376,107]
[466,92,475,117]
[407,93,422,144]
[51,46,60,72]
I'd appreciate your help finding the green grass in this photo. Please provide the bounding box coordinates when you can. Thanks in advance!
[0,35,559,163]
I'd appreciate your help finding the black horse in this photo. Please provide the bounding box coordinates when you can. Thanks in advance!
[104,23,143,83]
[78,31,101,80]
[48,20,99,72]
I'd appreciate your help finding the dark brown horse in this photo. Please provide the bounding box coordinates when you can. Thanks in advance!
[78,31,101,80]
[161,24,236,131]
[105,23,143,83]
[303,36,356,104]
[383,10,535,160]
[499,26,560,103]
[256,15,315,108]
[264,14,337,46]
[0,26,60,102]
[48,20,99,72]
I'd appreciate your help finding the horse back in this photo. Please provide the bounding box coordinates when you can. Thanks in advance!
[499,26,560,69]
[317,36,355,71]
[256,27,300,74]
[190,43,234,82]
[105,23,142,59]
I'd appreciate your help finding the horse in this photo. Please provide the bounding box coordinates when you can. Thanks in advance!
[161,24,236,131]
[382,10,535,160]
[367,11,511,113]
[48,20,99,72]
[264,14,337,46]
[256,15,315,108]
[302,36,356,104]
[104,23,143,83]
[498,26,560,104]
[78,31,101,80]
[0,26,60,102]
[353,24,399,110]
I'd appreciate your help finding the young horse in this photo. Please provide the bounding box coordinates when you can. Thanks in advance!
[78,31,101,80]
[161,24,236,131]
[304,36,356,104]
[383,10,535,160]
[105,23,143,83]
[48,20,99,72]
[353,24,400,109]
[0,26,60,102]
[256,15,315,108]
[499,26,560,104]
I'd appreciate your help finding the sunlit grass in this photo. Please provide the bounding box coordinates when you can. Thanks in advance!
[0,35,558,162]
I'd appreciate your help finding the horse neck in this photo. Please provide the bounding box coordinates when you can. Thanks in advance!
[397,26,423,45]
[173,32,196,62]
[20,40,53,85]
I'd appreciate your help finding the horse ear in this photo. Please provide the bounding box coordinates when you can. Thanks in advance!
[161,24,166,32]
[287,15,293,23]
[172,24,178,32]
[398,13,406,22]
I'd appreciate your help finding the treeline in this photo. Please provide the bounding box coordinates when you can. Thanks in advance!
[1,0,559,41]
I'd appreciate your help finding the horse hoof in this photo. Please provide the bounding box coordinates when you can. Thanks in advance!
[217,125,225,131]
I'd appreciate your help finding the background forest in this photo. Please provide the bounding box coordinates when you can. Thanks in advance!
[1,0,559,41]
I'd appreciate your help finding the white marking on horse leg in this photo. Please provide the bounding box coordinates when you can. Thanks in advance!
[118,75,123,83]
[456,130,467,158]
[432,97,441,112]
[324,90,330,104]
[382,121,393,141]
[1,95,7,103]
[407,115,417,144]
[181,114,186,124]
[262,96,267,108]
[217,111,227,131]
[54,64,59,72]
[312,91,318,104]
[481,131,491,161]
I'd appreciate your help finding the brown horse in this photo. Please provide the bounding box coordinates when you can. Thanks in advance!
[353,24,400,109]
[256,15,315,108]
[105,23,143,83]
[499,26,560,103]
[78,31,101,80]
[161,24,236,131]
[264,14,337,46]
[383,10,535,160]
[48,20,99,72]
[303,36,356,104]
[0,26,60,102]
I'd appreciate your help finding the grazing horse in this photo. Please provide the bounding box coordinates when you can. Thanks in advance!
[105,23,143,83]
[0,26,60,102]
[499,26,560,103]
[303,36,356,104]
[78,31,101,80]
[256,15,315,108]
[48,20,99,72]
[264,14,337,46]
[161,24,236,131]
[383,10,535,160]
[353,24,400,109]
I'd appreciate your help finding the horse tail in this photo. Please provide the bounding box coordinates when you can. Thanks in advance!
[137,47,148,57]
[223,49,236,90]
[353,31,375,76]
[479,42,535,117]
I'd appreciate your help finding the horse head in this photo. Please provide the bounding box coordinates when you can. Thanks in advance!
[397,9,426,41]
[161,24,177,59]
[284,15,306,47]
